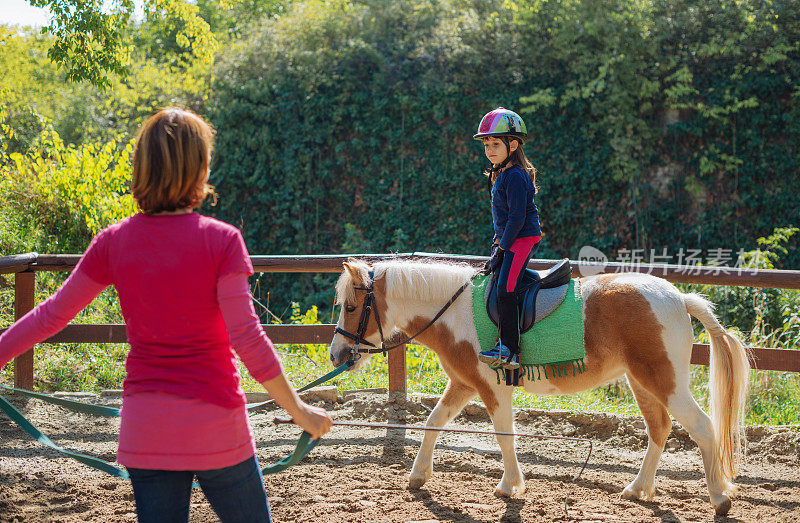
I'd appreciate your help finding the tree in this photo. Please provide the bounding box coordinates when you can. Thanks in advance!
[30,0,135,87]
[29,0,218,88]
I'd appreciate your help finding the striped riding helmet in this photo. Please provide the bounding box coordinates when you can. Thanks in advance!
[473,107,528,143]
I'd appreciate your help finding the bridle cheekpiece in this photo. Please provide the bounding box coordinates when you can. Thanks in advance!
[334,270,389,354]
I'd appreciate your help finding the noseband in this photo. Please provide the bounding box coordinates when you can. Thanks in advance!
[334,269,470,354]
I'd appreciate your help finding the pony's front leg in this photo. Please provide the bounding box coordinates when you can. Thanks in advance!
[409,380,475,489]
[488,384,525,497]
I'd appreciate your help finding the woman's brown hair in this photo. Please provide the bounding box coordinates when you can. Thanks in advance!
[132,108,217,214]
[484,137,539,192]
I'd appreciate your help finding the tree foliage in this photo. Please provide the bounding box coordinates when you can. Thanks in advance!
[516,0,800,250]
[27,0,289,88]
[30,0,135,87]
[0,16,212,147]
[0,113,136,255]
[29,0,220,87]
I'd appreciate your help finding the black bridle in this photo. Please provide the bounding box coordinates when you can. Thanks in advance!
[334,269,470,354]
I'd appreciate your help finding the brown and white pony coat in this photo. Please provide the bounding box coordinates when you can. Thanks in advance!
[330,259,750,515]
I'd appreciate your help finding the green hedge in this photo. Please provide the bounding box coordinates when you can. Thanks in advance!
[209,0,799,311]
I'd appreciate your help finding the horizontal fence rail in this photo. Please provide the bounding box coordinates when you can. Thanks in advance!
[2,252,799,391]
[4,252,800,289]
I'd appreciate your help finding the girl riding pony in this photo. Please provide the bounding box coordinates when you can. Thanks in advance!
[475,107,542,371]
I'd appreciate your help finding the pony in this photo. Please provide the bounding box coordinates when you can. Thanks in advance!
[329,258,750,516]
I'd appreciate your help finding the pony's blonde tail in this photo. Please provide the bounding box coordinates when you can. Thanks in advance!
[684,293,750,484]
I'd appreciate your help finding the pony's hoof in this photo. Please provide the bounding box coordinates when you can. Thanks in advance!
[494,480,525,498]
[494,487,511,498]
[713,495,731,516]
[621,483,655,501]
[408,473,429,490]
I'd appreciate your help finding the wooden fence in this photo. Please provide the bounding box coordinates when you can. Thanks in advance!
[2,252,800,393]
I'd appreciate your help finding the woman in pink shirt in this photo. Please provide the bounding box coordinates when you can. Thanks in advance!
[0,108,332,522]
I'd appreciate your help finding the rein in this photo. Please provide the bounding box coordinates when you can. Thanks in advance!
[335,269,471,354]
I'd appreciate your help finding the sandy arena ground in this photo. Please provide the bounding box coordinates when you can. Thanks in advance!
[1,390,799,522]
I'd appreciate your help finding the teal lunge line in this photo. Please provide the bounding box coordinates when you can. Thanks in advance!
[260,431,320,474]
[0,384,121,417]
[0,361,351,480]
[245,360,351,411]
[0,358,351,416]
[0,391,130,479]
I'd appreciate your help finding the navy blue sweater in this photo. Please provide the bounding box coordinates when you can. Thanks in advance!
[491,165,541,250]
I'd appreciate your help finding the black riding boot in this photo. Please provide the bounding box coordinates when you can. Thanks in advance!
[497,293,520,370]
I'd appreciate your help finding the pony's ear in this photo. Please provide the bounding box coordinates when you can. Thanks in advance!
[343,259,364,284]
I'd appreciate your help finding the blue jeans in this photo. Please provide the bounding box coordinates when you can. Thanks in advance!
[127,455,271,523]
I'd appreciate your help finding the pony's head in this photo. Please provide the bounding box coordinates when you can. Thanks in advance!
[330,258,391,370]
[330,257,478,370]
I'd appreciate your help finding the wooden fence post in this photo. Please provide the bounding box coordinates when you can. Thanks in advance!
[388,344,406,398]
[13,272,35,390]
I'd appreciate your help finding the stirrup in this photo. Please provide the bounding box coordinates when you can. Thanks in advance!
[479,345,504,366]
[478,352,503,367]
[479,344,518,369]
[501,353,520,370]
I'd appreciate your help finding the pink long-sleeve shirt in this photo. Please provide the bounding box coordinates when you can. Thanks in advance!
[0,212,282,470]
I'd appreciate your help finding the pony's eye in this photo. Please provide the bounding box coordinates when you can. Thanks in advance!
[345,305,356,313]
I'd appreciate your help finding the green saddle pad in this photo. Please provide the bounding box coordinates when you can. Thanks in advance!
[472,275,586,383]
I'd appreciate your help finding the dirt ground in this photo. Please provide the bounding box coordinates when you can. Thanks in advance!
[1,390,799,522]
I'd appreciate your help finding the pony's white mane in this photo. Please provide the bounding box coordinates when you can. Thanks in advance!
[376,260,479,302]
[336,259,479,305]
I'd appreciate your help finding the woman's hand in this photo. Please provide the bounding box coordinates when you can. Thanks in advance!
[292,402,333,440]
[260,373,333,439]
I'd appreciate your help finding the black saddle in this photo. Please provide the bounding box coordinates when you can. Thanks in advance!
[486,258,573,334]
